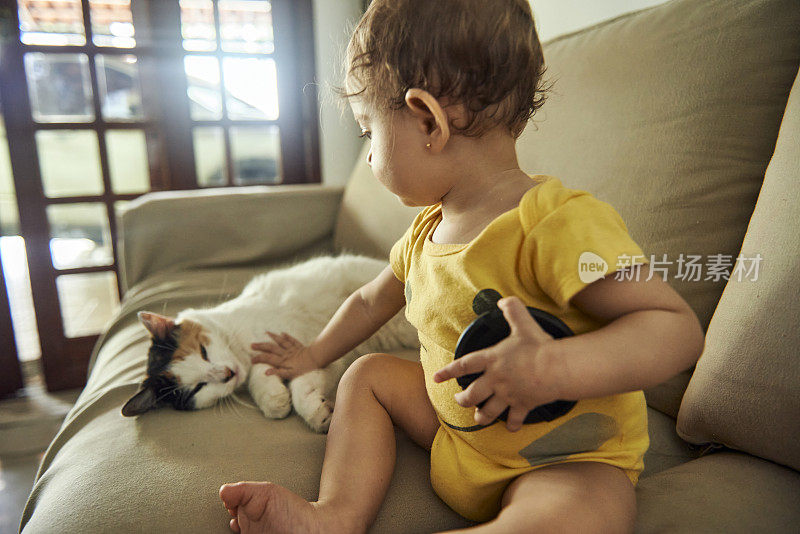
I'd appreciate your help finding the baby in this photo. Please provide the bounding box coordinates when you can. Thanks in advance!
[220,1,705,533]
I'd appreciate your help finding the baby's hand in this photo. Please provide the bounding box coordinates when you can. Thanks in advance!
[250,331,320,380]
[432,297,564,432]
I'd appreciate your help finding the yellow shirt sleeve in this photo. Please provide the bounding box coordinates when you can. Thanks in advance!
[389,223,413,283]
[389,205,432,283]
[526,193,650,311]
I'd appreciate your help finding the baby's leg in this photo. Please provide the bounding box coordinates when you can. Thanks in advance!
[437,461,636,534]
[220,353,440,534]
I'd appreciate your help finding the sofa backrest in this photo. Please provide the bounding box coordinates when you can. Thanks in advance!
[334,144,420,261]
[333,0,800,418]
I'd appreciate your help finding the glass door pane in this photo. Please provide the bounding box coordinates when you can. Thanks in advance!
[18,0,86,46]
[36,130,104,198]
[88,0,136,48]
[218,0,274,54]
[230,126,281,184]
[24,53,94,123]
[55,272,120,338]
[222,56,279,120]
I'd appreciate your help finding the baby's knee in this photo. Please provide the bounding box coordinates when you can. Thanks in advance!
[339,353,393,390]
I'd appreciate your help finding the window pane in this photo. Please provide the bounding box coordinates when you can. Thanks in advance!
[18,0,86,46]
[0,237,41,361]
[25,53,94,123]
[46,203,113,270]
[96,55,143,121]
[219,0,274,54]
[230,126,280,185]
[0,106,20,237]
[185,56,222,121]
[180,0,216,52]
[193,127,226,187]
[36,130,103,198]
[106,130,149,194]
[89,0,135,48]
[56,272,120,338]
[223,57,279,120]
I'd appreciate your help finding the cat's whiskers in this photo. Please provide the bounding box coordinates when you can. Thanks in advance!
[231,390,257,412]
[227,394,242,420]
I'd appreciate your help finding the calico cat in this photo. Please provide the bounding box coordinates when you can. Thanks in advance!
[121,254,418,433]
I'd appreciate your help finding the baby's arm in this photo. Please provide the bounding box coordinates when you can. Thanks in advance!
[251,265,406,378]
[548,262,704,399]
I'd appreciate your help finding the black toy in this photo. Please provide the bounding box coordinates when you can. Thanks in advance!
[453,289,577,425]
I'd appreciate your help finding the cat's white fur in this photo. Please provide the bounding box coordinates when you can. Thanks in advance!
[164,254,417,433]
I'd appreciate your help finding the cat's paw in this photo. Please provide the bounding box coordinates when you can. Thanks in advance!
[249,364,293,419]
[253,387,292,419]
[304,397,334,434]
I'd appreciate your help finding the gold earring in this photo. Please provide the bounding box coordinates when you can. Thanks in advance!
[426,143,432,148]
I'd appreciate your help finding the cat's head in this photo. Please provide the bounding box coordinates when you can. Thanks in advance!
[121,311,243,417]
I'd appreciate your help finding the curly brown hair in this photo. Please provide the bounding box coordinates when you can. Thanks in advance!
[338,0,552,139]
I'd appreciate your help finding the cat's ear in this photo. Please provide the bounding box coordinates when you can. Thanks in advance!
[138,311,176,340]
[121,385,158,417]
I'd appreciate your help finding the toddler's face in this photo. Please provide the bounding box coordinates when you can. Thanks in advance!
[349,97,450,207]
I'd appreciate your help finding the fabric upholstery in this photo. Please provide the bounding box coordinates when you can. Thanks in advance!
[676,68,800,472]
[334,143,420,260]
[119,185,343,291]
[635,451,800,533]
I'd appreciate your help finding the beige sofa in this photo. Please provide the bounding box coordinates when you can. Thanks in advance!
[20,0,800,532]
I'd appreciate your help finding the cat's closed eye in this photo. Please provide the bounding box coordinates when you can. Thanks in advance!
[200,345,209,361]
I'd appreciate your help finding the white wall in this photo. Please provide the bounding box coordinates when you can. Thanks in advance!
[311,0,672,186]
[530,0,670,43]
[311,0,364,187]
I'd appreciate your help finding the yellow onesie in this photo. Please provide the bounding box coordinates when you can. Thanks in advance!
[389,175,651,522]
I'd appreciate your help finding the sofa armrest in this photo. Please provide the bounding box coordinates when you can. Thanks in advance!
[117,184,344,292]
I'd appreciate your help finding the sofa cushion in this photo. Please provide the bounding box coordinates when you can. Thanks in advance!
[634,451,800,533]
[675,67,800,472]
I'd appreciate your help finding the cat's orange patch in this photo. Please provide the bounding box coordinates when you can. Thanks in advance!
[173,320,210,361]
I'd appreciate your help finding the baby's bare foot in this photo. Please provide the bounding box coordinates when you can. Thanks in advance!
[219,481,355,534]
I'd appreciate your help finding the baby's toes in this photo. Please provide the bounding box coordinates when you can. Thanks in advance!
[222,481,329,534]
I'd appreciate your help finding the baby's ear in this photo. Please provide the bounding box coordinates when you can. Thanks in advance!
[138,311,176,340]
[121,385,158,417]
[404,88,451,148]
